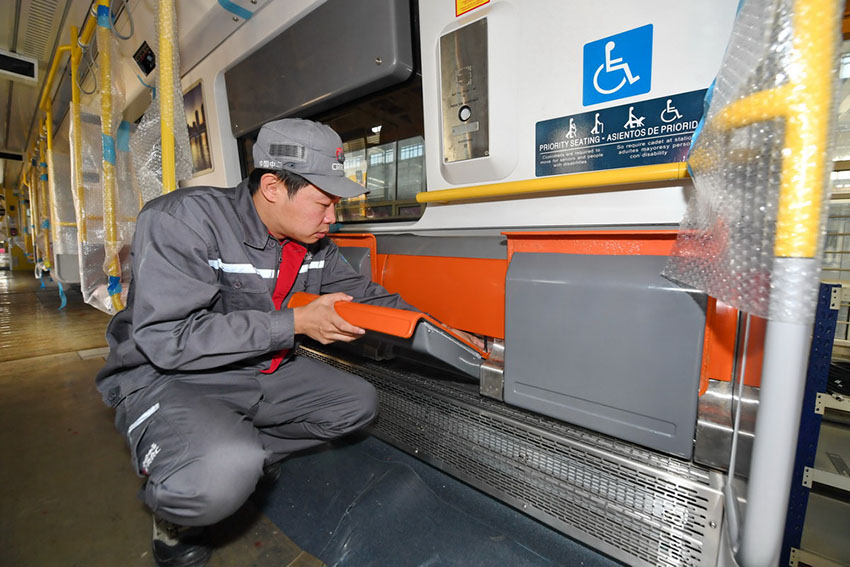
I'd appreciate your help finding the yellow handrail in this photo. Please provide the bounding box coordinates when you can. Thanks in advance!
[159,0,177,194]
[37,135,51,269]
[45,109,60,269]
[96,0,125,312]
[708,0,834,259]
[416,162,689,203]
[39,46,71,273]
[38,46,71,114]
[70,26,87,240]
[25,166,38,259]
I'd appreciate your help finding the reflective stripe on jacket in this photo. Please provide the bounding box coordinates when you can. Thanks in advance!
[96,179,413,406]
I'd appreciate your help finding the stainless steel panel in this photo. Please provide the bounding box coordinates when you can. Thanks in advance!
[302,346,724,567]
[408,320,482,380]
[479,339,504,400]
[694,379,758,477]
[439,18,489,162]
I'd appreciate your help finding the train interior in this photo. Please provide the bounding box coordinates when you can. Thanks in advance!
[1,0,850,566]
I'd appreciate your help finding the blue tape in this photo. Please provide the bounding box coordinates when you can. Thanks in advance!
[97,4,110,27]
[685,77,715,177]
[217,0,253,20]
[41,219,50,229]
[57,281,67,310]
[136,74,156,99]
[31,158,37,166]
[116,121,131,152]
[39,161,47,168]
[108,275,122,296]
[102,134,116,165]
[40,174,48,181]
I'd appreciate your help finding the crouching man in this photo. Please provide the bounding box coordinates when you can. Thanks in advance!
[96,118,478,567]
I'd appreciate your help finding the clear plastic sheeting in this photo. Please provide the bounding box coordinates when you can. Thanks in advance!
[130,0,192,203]
[46,150,79,278]
[664,0,838,323]
[70,109,141,314]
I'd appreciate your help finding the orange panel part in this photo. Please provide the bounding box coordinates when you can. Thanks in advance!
[702,299,764,389]
[329,233,379,282]
[287,292,488,357]
[288,291,421,337]
[503,230,679,261]
[742,315,765,388]
[380,255,507,339]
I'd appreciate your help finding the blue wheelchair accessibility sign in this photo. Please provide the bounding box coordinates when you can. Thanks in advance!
[583,24,653,106]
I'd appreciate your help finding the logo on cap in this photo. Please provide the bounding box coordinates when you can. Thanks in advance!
[332,147,345,171]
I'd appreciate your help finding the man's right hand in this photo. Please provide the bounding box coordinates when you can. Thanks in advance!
[292,293,366,344]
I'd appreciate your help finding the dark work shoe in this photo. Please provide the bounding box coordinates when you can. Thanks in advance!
[260,461,282,484]
[151,515,212,567]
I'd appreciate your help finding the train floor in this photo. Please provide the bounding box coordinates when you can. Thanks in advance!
[0,268,618,567]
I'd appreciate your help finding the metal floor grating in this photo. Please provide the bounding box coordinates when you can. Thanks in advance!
[300,347,724,567]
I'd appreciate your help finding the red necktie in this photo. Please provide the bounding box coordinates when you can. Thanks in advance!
[262,240,307,374]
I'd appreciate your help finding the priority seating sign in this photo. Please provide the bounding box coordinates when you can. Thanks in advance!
[583,24,653,106]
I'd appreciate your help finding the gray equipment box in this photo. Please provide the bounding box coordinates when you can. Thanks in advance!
[504,253,706,458]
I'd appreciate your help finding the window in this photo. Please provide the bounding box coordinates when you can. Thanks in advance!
[236,76,427,223]
[311,76,426,223]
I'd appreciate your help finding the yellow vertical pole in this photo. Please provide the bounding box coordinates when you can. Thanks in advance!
[736,1,839,565]
[159,0,177,194]
[70,26,86,241]
[25,166,38,260]
[37,134,51,269]
[97,0,124,311]
[45,110,59,265]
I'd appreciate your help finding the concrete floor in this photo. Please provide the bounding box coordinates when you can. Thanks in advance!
[0,270,322,567]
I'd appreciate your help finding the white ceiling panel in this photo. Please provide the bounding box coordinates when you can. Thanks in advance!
[0,1,18,52]
[18,0,66,62]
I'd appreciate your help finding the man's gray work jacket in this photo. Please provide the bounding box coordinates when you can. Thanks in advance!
[96,179,413,407]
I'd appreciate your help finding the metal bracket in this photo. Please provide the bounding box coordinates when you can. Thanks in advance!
[790,547,847,567]
[479,339,505,401]
[830,286,841,310]
[814,392,850,415]
[802,465,850,492]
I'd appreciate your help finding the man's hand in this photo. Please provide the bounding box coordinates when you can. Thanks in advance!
[446,326,486,351]
[292,293,365,344]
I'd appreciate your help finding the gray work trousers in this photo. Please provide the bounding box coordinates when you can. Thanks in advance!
[113,355,378,527]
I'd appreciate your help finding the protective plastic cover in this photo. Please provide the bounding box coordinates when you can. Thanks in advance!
[46,149,79,283]
[130,0,193,203]
[70,108,139,313]
[663,0,839,322]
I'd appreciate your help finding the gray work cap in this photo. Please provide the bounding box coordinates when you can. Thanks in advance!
[253,118,367,198]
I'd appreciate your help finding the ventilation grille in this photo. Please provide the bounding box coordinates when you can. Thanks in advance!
[18,0,63,61]
[301,347,724,567]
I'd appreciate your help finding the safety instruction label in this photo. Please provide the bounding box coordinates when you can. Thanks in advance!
[535,89,706,177]
[456,0,489,17]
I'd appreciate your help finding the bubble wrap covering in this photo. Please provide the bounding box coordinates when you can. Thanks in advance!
[70,108,141,314]
[663,0,839,322]
[130,0,193,204]
[47,150,78,257]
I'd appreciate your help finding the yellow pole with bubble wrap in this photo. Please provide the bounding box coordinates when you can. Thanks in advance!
[704,1,840,565]
[159,0,177,194]
[96,0,124,312]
